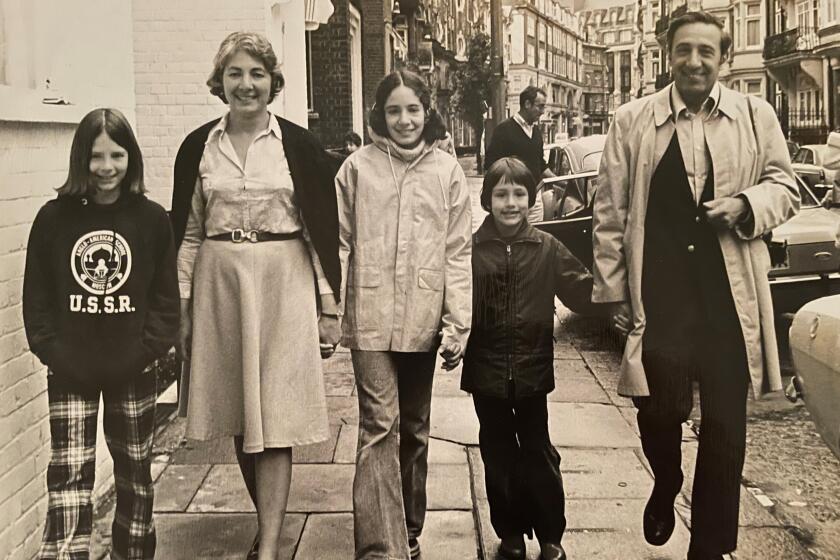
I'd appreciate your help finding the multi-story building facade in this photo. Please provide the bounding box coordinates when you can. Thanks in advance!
[504,0,585,142]
[581,41,611,133]
[576,1,642,118]
[764,0,837,143]
[816,0,840,133]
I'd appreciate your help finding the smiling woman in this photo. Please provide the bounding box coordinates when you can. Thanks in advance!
[169,31,341,560]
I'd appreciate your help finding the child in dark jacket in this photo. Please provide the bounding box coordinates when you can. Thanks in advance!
[461,157,597,560]
[23,108,179,560]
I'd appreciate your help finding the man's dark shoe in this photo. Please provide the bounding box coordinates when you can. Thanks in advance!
[498,535,526,560]
[245,532,259,560]
[408,537,420,559]
[538,541,566,560]
[643,492,676,546]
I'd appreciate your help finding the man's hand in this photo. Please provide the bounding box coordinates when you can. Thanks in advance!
[439,342,463,371]
[703,197,749,230]
[610,302,632,336]
[319,315,341,359]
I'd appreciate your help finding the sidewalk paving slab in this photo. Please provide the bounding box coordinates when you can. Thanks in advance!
[546,403,639,448]
[188,464,255,513]
[154,464,211,512]
[287,464,355,512]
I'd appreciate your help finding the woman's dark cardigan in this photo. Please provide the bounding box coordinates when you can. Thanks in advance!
[170,115,341,298]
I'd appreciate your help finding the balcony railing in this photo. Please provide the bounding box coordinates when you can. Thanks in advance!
[763,27,818,61]
[776,108,829,143]
[655,72,672,90]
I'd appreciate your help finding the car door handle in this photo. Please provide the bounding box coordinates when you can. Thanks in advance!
[814,252,833,261]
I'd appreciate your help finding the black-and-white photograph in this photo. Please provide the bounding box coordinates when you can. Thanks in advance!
[2,0,840,559]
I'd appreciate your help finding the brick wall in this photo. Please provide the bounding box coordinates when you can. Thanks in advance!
[310,1,354,149]
[131,0,266,206]
[361,0,390,119]
[0,123,65,559]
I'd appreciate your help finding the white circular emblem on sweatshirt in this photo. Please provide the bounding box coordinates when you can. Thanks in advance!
[71,230,132,295]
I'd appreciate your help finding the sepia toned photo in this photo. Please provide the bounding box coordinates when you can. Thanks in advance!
[2,1,840,559]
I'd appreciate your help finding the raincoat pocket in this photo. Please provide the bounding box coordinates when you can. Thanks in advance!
[418,268,443,291]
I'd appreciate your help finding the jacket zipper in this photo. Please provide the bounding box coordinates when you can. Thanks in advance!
[506,243,514,399]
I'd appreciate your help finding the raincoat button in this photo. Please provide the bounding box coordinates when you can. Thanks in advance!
[687,244,695,253]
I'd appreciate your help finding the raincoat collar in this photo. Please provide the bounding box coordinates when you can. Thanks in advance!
[368,127,439,163]
[654,82,737,128]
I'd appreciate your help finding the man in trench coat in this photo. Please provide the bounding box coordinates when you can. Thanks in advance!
[591,11,799,560]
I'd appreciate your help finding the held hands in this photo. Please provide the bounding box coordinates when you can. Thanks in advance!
[610,302,632,336]
[703,197,749,231]
[439,342,463,372]
[318,314,341,359]
[176,299,192,361]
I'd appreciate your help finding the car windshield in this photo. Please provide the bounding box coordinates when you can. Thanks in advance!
[798,177,819,208]
[581,151,603,172]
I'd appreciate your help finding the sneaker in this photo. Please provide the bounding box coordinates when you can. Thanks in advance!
[408,537,420,559]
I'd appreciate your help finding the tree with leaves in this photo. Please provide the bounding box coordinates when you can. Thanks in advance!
[451,31,493,169]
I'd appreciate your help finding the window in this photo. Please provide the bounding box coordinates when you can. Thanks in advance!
[511,14,525,64]
[527,13,536,37]
[746,80,761,96]
[796,1,811,29]
[619,29,631,43]
[651,48,661,77]
[746,3,761,47]
[528,43,536,66]
[603,31,615,44]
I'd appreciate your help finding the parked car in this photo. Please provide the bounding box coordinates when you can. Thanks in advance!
[535,172,840,314]
[792,145,838,199]
[765,178,840,313]
[787,294,840,459]
[546,134,606,176]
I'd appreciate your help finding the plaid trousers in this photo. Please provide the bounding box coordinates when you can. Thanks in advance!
[39,373,157,560]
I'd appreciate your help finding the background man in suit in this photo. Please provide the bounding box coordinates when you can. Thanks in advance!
[484,86,556,222]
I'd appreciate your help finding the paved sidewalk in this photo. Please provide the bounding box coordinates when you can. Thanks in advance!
[87,172,812,559]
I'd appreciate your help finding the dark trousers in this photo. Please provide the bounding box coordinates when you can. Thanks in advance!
[635,333,749,555]
[473,393,566,544]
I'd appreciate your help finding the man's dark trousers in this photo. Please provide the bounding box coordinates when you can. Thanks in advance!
[635,132,750,555]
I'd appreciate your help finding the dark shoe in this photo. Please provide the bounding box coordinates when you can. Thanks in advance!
[643,492,676,546]
[538,541,566,560]
[245,532,259,560]
[498,535,526,560]
[408,537,420,559]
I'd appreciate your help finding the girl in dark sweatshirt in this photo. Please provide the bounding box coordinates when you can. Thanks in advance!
[23,108,179,560]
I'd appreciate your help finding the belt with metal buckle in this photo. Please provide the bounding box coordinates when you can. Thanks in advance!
[208,229,302,243]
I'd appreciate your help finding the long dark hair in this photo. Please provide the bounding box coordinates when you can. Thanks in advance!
[57,108,145,197]
[369,69,447,144]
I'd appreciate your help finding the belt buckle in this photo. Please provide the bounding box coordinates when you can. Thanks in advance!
[231,228,245,243]
[247,230,259,243]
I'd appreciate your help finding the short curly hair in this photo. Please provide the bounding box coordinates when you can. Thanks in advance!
[206,32,285,104]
